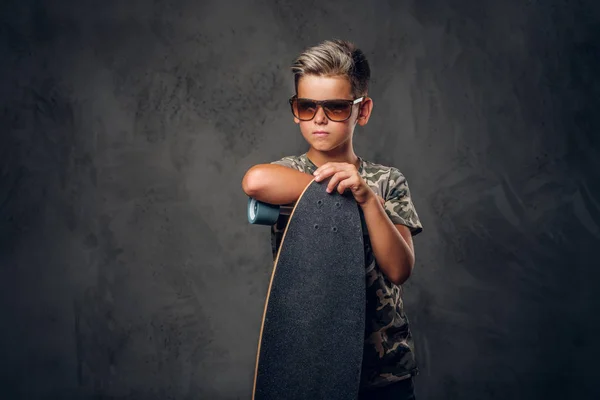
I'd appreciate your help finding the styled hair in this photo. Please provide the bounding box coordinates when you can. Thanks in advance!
[291,39,370,98]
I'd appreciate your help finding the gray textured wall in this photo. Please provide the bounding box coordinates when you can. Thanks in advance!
[1,0,599,399]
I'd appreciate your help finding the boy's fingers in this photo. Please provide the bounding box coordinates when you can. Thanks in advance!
[326,171,349,192]
[314,163,334,176]
[337,174,360,194]
[338,180,352,194]
[314,162,351,177]
[325,174,338,192]
[315,165,345,181]
[314,162,328,173]
[314,166,333,180]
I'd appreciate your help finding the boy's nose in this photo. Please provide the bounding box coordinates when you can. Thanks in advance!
[314,105,327,123]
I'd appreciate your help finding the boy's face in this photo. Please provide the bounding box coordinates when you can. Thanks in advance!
[294,75,372,153]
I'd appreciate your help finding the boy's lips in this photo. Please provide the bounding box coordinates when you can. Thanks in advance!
[313,131,329,136]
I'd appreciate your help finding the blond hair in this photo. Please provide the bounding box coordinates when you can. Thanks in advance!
[291,39,370,98]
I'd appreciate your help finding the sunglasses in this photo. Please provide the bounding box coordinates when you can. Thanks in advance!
[289,95,365,122]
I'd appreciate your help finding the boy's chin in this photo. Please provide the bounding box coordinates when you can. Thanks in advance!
[309,143,340,153]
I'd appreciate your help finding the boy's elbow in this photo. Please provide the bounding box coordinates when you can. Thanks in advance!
[389,264,414,286]
[389,273,408,286]
[242,165,265,197]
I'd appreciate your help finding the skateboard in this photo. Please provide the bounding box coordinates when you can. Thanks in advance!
[248,177,366,400]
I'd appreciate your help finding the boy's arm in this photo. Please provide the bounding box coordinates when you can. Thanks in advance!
[360,195,415,286]
[360,168,422,286]
[241,164,314,205]
[312,163,422,286]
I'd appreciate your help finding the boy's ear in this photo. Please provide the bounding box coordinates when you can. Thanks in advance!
[356,97,373,126]
[294,117,300,124]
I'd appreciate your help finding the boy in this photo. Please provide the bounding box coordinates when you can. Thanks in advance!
[242,39,423,400]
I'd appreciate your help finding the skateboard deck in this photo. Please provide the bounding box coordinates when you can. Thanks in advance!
[251,178,366,400]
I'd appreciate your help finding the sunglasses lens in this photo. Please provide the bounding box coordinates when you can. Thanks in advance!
[324,101,352,121]
[294,99,317,120]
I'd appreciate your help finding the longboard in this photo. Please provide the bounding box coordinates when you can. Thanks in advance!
[250,178,366,400]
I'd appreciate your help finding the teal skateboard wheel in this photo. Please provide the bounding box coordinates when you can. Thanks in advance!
[248,197,281,225]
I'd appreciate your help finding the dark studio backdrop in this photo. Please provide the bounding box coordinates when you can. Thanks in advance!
[1,0,599,399]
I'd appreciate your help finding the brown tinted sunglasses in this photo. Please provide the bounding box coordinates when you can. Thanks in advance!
[289,95,365,122]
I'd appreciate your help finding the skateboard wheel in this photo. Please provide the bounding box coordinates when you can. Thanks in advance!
[248,197,280,225]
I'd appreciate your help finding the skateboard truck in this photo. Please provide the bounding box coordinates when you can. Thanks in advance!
[248,196,370,235]
[247,197,294,225]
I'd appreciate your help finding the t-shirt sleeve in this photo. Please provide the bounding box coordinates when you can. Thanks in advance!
[384,168,423,236]
[270,156,300,171]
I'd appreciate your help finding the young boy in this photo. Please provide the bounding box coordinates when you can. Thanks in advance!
[242,39,423,400]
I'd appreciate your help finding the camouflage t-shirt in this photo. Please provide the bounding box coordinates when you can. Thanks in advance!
[269,153,424,389]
